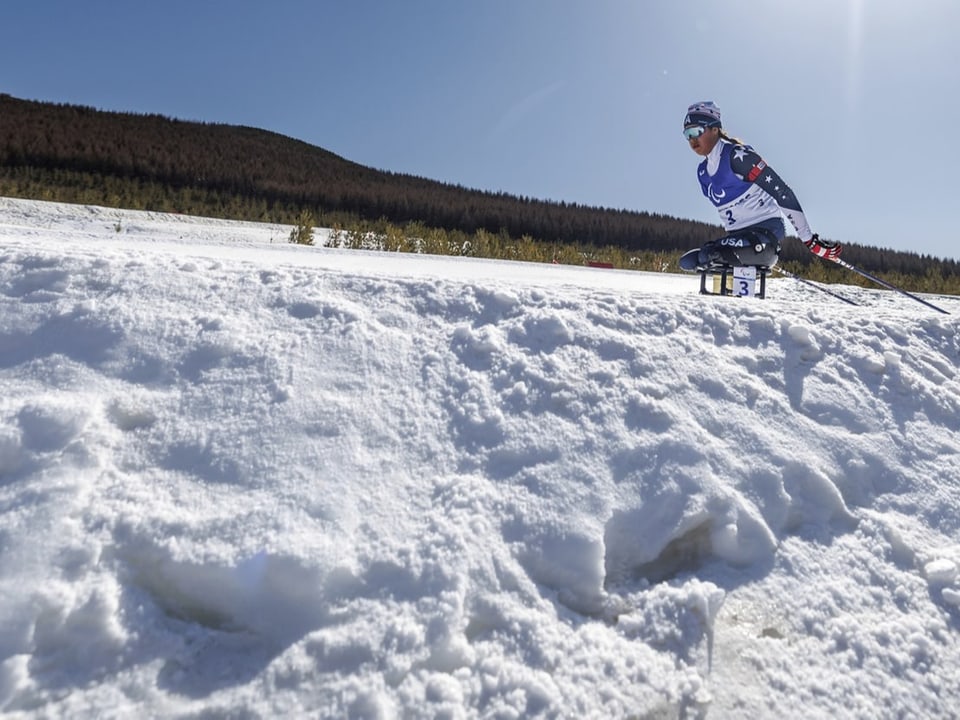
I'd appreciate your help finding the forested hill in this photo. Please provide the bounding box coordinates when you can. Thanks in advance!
[0,94,715,252]
[0,93,956,282]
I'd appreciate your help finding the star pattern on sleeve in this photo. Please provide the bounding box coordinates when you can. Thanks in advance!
[760,175,793,202]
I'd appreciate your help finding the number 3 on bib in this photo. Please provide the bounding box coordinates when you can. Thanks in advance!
[733,266,757,297]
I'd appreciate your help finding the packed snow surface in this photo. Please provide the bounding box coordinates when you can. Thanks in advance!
[1,197,960,718]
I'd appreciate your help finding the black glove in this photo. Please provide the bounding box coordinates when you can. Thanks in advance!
[804,233,842,260]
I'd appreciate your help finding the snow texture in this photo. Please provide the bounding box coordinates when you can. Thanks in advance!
[1,197,960,718]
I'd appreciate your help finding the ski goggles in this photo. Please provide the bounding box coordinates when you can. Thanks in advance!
[683,125,709,140]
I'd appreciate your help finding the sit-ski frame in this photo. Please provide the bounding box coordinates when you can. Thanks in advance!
[699,265,768,299]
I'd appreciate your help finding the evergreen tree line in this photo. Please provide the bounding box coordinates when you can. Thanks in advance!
[1,93,958,294]
[280,213,960,297]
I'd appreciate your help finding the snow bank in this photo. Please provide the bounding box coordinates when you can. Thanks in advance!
[1,198,960,718]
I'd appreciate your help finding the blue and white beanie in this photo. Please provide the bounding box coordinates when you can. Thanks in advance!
[684,101,722,128]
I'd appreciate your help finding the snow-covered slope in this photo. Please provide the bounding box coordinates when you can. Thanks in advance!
[1,197,959,718]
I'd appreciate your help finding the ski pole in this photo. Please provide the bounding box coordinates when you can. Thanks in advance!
[772,266,859,306]
[830,257,950,315]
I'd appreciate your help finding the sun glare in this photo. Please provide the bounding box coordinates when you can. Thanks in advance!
[845,0,865,111]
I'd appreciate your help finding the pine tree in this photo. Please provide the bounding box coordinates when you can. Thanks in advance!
[289,209,315,245]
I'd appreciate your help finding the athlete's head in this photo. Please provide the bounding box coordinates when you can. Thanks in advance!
[683,101,722,156]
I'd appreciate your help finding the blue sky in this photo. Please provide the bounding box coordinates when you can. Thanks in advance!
[4,1,960,260]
